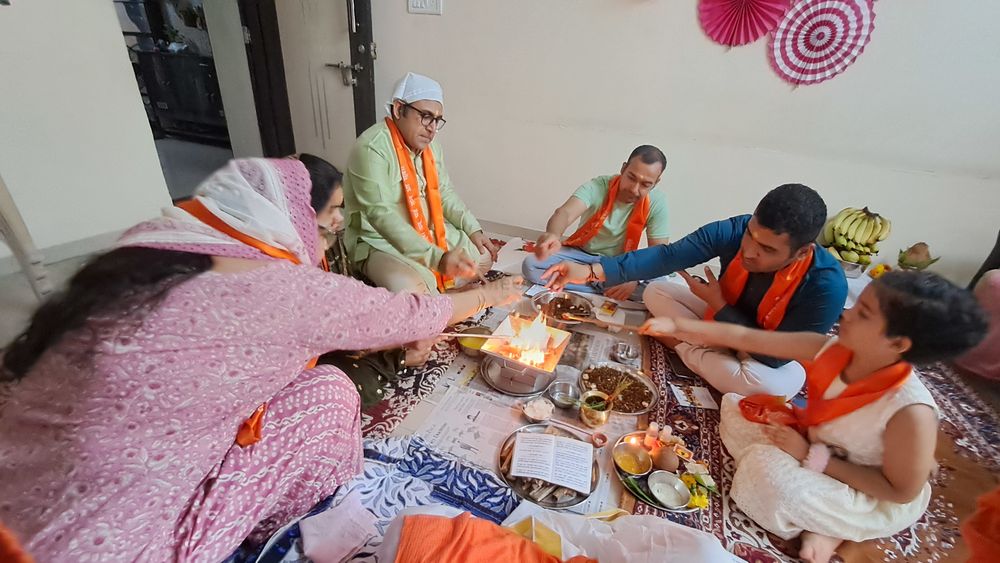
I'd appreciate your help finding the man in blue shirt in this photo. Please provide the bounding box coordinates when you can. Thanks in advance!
[543,184,847,397]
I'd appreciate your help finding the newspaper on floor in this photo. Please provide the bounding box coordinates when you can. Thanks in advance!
[408,299,649,515]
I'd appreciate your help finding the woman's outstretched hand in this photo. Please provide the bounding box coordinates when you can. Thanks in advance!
[639,317,680,337]
[483,276,524,308]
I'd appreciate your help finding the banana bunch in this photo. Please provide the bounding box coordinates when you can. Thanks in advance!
[818,207,891,267]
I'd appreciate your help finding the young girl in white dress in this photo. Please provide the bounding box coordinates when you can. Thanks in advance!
[641,270,987,563]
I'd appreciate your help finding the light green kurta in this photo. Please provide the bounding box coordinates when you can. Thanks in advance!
[343,120,482,292]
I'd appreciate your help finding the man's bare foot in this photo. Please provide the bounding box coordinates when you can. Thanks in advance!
[799,532,842,563]
[654,334,682,349]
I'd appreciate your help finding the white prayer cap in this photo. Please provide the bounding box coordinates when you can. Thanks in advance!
[385,72,444,115]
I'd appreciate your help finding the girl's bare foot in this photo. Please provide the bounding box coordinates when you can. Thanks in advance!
[799,532,842,563]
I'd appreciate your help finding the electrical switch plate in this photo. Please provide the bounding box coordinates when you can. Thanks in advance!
[408,0,442,16]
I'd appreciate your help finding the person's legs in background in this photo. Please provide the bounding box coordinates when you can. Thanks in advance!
[362,250,431,294]
[643,279,806,397]
[644,278,707,319]
[674,345,806,396]
[521,246,603,293]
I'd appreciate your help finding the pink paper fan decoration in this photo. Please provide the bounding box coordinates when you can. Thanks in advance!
[699,0,791,47]
[770,0,876,86]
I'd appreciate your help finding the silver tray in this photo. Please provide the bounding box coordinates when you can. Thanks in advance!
[578,361,659,415]
[496,423,601,510]
[480,356,556,397]
[612,432,699,514]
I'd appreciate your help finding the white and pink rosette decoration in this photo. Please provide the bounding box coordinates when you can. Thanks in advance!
[769,0,876,86]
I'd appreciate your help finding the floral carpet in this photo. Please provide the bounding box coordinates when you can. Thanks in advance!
[629,339,999,562]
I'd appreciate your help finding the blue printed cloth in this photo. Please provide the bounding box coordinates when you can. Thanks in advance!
[232,436,519,563]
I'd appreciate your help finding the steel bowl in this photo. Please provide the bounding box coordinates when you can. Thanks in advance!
[612,342,640,365]
[532,290,594,330]
[835,258,865,279]
[456,326,491,358]
[612,441,653,477]
[522,397,555,422]
[546,380,581,408]
[647,470,691,509]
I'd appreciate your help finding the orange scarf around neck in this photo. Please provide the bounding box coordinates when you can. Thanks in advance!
[705,244,815,330]
[563,175,649,253]
[796,343,912,427]
[178,198,318,447]
[739,342,912,430]
[385,117,450,291]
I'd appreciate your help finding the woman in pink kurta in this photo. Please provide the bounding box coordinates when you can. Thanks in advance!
[0,158,516,562]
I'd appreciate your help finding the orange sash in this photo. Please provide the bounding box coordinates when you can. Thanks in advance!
[706,244,815,330]
[385,117,450,291]
[0,523,32,563]
[178,198,317,447]
[178,199,302,264]
[963,485,1000,562]
[739,342,912,430]
[563,175,649,253]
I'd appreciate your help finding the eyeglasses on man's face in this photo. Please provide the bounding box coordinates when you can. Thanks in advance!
[402,102,447,131]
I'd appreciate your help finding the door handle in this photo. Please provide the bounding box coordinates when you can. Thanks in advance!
[346,0,357,33]
[326,61,363,87]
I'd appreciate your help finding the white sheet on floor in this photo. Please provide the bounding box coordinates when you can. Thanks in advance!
[501,501,745,563]
[493,237,530,275]
[300,489,378,563]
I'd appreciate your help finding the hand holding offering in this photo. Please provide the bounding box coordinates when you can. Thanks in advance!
[439,248,478,280]
[534,232,562,260]
[541,261,593,291]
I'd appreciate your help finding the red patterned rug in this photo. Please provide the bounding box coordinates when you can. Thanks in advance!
[629,338,1000,562]
[359,336,463,439]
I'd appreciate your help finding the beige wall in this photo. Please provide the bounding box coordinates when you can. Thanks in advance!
[0,0,170,265]
[372,1,1000,283]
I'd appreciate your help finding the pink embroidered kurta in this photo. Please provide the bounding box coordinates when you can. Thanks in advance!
[0,262,452,562]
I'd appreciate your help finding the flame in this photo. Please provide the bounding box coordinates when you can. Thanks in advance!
[508,314,551,367]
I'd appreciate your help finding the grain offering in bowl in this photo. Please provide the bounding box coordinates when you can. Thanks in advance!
[581,365,654,413]
[541,296,591,319]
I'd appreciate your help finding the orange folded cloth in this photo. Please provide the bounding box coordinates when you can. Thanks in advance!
[0,522,33,563]
[963,484,1000,562]
[394,512,596,563]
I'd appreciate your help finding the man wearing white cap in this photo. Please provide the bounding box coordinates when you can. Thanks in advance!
[342,72,496,294]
